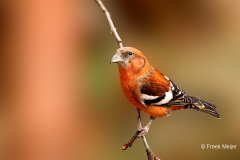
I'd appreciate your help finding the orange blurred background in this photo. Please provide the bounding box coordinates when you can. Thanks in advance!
[1,0,240,160]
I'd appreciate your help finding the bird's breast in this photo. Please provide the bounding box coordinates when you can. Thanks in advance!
[120,78,140,106]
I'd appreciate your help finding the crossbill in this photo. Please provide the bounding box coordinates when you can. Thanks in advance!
[111,47,220,136]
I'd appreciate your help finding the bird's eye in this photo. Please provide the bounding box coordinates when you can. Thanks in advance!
[128,51,133,56]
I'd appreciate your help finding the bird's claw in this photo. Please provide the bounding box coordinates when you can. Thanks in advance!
[137,126,149,137]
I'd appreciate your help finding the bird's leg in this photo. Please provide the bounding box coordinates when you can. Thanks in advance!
[121,108,143,151]
[136,108,142,130]
[137,116,156,137]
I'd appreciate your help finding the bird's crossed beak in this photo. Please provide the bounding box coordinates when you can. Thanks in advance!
[110,52,124,64]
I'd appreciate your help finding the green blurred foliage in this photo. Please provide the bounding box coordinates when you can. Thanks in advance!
[79,0,240,159]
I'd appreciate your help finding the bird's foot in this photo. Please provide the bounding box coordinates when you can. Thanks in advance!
[137,126,149,137]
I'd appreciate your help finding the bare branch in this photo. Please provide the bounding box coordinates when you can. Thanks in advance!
[142,137,160,160]
[95,1,160,159]
[121,130,140,151]
[95,0,123,48]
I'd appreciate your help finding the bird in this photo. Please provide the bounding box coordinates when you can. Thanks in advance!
[111,47,220,137]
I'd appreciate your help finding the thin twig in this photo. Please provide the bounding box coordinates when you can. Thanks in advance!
[95,0,159,159]
[95,0,123,48]
[121,130,141,151]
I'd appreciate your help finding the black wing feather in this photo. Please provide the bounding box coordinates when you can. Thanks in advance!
[166,80,199,106]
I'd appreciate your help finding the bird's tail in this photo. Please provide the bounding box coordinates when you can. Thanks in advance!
[184,100,221,119]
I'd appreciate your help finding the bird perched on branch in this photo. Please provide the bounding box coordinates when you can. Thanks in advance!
[111,47,220,137]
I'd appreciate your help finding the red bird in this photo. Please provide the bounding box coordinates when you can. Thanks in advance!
[111,47,220,137]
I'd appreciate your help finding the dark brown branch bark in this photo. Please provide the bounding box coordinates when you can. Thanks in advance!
[121,130,141,151]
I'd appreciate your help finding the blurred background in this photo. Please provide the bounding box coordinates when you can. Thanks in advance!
[1,0,240,160]
[83,0,240,159]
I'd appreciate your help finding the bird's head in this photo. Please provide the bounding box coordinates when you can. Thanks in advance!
[111,47,150,74]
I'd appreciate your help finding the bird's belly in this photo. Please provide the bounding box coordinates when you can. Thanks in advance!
[140,106,171,117]
[138,105,184,117]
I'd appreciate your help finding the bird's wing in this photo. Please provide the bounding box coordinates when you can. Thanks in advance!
[167,79,200,106]
[139,77,199,106]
